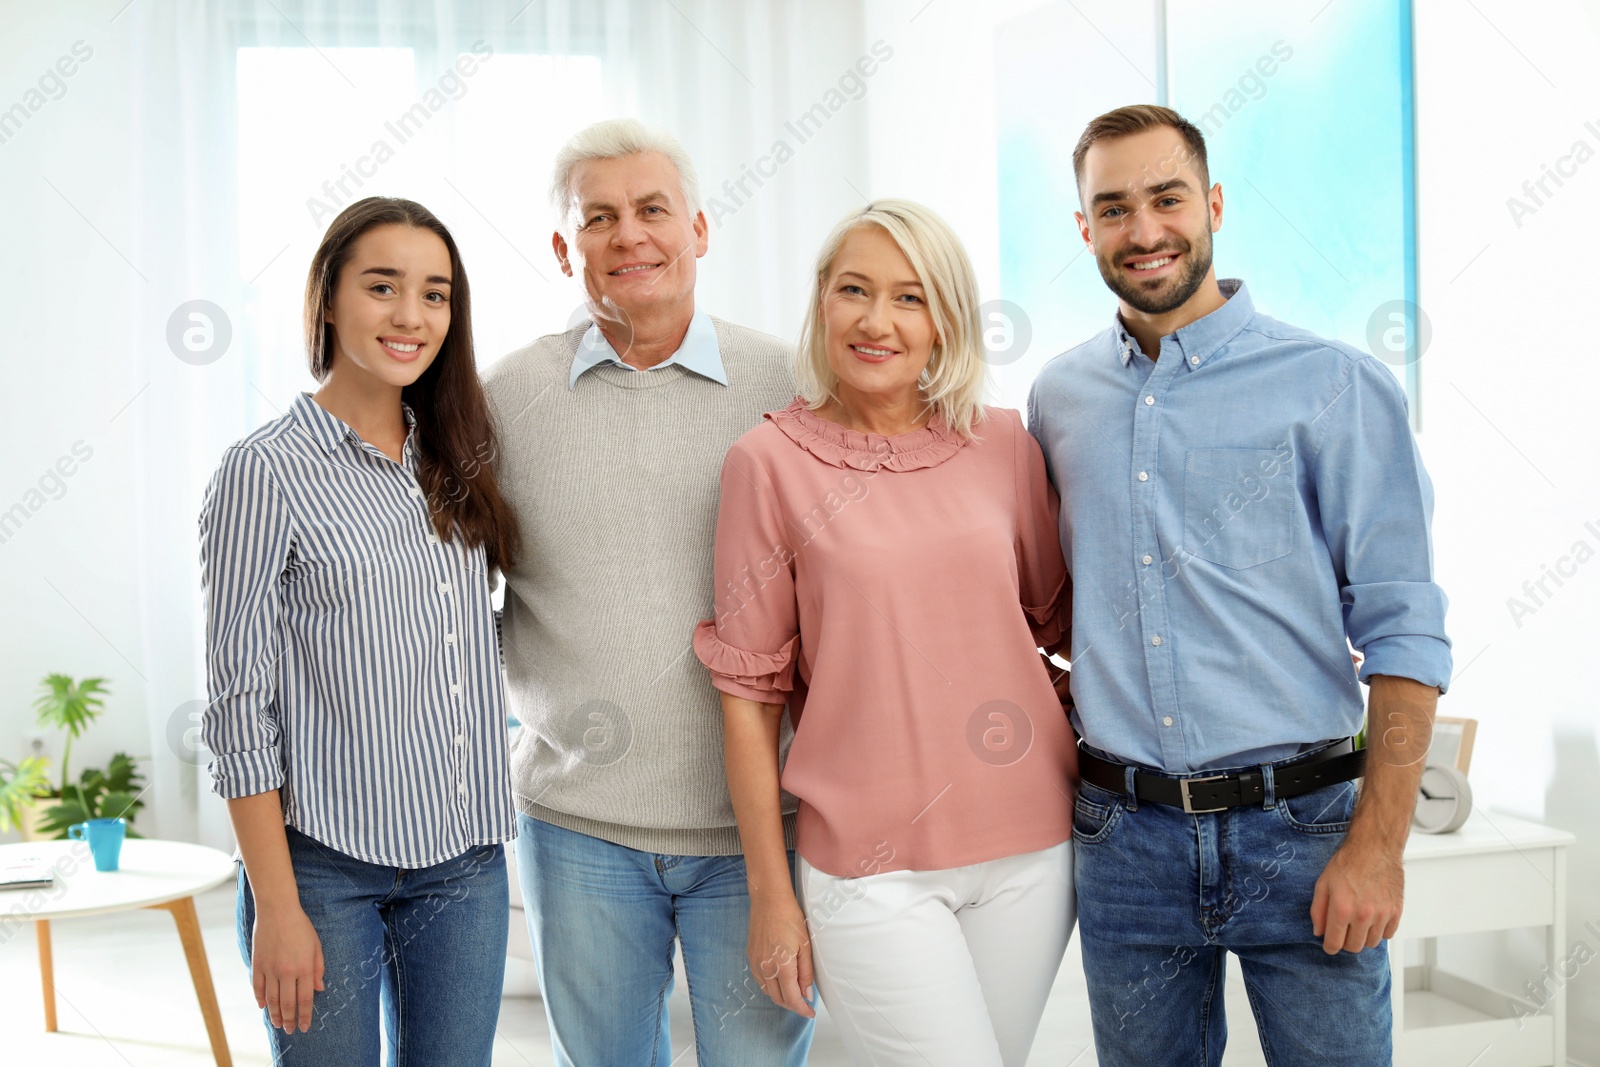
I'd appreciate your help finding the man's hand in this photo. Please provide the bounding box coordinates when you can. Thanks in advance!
[1310,834,1404,953]
[1308,673,1438,954]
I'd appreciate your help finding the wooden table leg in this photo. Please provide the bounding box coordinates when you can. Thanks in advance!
[148,897,233,1067]
[35,918,57,1032]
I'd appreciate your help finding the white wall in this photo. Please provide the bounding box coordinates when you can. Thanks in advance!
[1413,0,1600,1058]
[0,4,155,824]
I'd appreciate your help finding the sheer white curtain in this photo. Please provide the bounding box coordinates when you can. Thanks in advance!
[102,0,872,847]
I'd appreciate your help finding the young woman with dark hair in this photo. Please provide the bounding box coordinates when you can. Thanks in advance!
[200,197,520,1065]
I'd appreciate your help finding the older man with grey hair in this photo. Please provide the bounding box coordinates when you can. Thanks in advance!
[485,119,810,1065]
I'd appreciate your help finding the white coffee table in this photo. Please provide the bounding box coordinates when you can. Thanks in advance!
[0,837,236,1066]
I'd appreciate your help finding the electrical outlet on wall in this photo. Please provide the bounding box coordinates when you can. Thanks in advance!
[25,734,48,758]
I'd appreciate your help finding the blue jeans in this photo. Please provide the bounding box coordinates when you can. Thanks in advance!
[236,825,509,1066]
[1073,758,1391,1066]
[515,813,814,1066]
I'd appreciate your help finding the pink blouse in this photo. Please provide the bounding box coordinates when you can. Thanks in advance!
[694,399,1076,877]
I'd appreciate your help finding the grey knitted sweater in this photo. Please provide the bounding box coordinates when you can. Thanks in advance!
[485,317,799,855]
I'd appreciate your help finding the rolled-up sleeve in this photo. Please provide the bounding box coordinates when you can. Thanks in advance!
[1312,357,1452,692]
[1013,414,1070,655]
[694,441,801,705]
[199,445,292,798]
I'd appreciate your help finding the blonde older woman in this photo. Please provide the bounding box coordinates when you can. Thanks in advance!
[694,200,1077,1066]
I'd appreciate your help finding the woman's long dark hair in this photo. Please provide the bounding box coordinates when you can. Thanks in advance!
[305,197,521,570]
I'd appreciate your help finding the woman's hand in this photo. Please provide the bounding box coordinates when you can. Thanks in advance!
[227,792,324,1033]
[722,694,815,1017]
[748,892,816,1018]
[250,901,325,1032]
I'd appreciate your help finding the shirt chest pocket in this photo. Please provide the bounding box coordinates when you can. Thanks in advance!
[1182,448,1296,569]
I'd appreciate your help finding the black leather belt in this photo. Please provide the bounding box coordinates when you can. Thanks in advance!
[1078,739,1365,814]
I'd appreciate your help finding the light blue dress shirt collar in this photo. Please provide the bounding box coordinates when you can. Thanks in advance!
[1115,278,1252,369]
[568,309,727,390]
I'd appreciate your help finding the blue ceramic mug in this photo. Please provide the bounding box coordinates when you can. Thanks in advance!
[68,817,126,872]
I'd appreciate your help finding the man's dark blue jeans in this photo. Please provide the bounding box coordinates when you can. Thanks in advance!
[1074,753,1392,1066]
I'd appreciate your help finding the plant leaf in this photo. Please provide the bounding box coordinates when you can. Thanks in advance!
[39,799,90,839]
[99,791,141,821]
[33,674,109,738]
[105,752,145,792]
[0,756,53,833]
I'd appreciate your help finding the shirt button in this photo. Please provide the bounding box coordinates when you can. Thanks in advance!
[1151,635,1163,646]
[450,683,461,695]
[439,581,452,594]
[409,487,422,498]
[1190,356,1200,365]
[1144,395,1155,406]
[1142,554,1153,565]
[1163,716,1174,727]
[458,782,468,795]
[454,733,465,745]
[1138,471,1149,482]
[444,632,456,644]
[427,534,438,545]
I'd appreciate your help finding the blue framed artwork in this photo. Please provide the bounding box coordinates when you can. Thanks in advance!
[1165,0,1421,422]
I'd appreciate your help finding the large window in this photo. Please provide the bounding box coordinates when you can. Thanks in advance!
[235,45,604,402]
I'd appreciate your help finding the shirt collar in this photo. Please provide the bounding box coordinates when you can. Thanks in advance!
[1113,278,1253,369]
[291,392,416,455]
[568,310,728,390]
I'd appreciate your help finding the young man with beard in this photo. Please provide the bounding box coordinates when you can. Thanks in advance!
[1028,105,1451,1064]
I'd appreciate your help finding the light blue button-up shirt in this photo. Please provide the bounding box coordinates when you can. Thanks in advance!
[568,309,728,389]
[1028,280,1451,773]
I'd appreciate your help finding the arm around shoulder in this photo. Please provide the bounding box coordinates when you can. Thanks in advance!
[1009,410,1069,655]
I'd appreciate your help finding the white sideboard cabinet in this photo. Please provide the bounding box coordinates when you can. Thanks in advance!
[1394,809,1575,1067]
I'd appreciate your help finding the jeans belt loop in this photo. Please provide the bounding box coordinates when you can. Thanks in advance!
[1260,762,1277,810]
[1123,764,1139,812]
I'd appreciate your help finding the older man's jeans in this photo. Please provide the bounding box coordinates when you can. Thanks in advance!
[1073,768,1392,1066]
[515,812,814,1067]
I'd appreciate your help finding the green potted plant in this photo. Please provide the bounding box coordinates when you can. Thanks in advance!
[37,751,147,839]
[0,755,52,835]
[34,673,108,797]
[24,674,147,840]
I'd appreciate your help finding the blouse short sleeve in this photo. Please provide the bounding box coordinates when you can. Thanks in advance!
[694,437,802,704]
[1012,412,1070,655]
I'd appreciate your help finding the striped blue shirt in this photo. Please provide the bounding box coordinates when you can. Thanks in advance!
[199,393,514,867]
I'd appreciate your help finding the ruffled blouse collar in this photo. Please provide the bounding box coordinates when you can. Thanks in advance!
[765,398,966,472]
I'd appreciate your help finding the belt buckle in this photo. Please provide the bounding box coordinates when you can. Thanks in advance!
[1179,774,1228,814]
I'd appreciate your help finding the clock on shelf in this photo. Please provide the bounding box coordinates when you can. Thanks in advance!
[1413,763,1472,834]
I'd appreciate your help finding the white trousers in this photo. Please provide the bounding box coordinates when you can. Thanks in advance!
[796,841,1075,1067]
